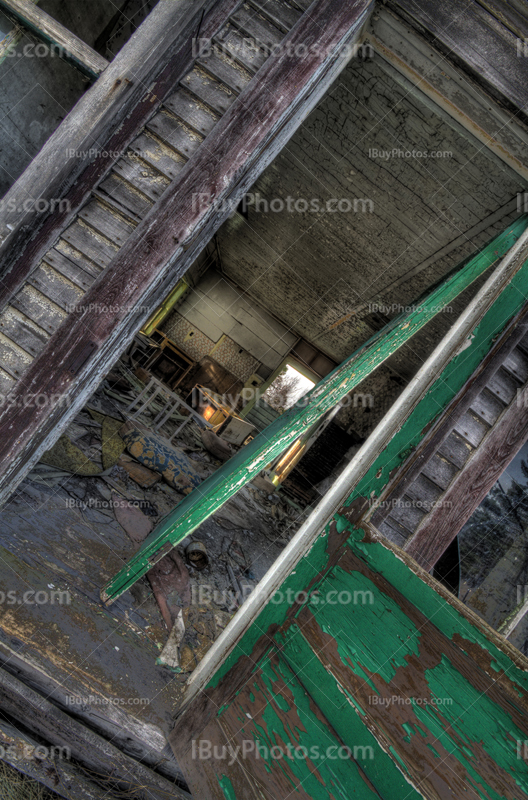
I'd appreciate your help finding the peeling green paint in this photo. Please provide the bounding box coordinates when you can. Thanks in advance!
[236,654,382,799]
[218,774,237,800]
[276,624,423,800]
[343,528,528,696]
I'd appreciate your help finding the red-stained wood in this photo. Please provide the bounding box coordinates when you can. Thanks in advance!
[0,0,374,503]
[405,381,528,570]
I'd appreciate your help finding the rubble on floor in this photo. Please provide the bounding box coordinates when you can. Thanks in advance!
[22,363,307,683]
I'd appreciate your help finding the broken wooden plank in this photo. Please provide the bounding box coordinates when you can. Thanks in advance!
[0,0,108,77]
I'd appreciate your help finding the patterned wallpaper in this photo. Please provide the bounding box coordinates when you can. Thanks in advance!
[163,311,259,383]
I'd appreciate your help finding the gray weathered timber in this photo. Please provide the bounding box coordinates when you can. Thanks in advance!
[0,0,374,507]
[0,667,190,800]
[0,0,215,282]
[389,0,528,114]
[0,0,108,77]
[368,8,528,182]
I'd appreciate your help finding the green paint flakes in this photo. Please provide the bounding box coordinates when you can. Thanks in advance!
[250,655,381,800]
[389,746,409,773]
[346,535,528,697]
[104,219,528,603]
[403,654,528,798]
[426,743,441,759]
[313,567,421,684]
[218,775,236,800]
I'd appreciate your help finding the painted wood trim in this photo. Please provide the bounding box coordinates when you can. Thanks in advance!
[370,302,528,529]
[0,0,218,278]
[404,381,528,570]
[0,0,375,500]
[388,0,528,114]
[100,220,528,603]
[0,0,108,77]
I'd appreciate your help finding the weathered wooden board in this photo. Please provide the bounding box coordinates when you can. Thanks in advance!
[230,4,285,47]
[0,0,375,505]
[0,0,224,304]
[291,524,528,800]
[147,112,205,159]
[214,22,269,71]
[0,0,108,77]
[371,307,528,532]
[389,0,528,113]
[95,173,154,222]
[164,88,221,136]
[405,381,528,570]
[180,65,238,114]
[112,155,170,201]
[60,221,118,270]
[42,248,99,289]
[0,667,189,800]
[249,0,303,32]
[0,307,48,357]
[197,44,253,92]
[171,242,528,759]
[127,132,186,181]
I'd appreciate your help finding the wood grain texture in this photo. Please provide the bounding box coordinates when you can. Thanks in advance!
[0,0,108,77]
[0,0,219,299]
[389,0,528,114]
[371,305,528,530]
[405,381,528,570]
[101,217,517,602]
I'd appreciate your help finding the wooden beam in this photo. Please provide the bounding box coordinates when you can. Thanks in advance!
[0,0,217,277]
[0,666,190,799]
[0,0,374,497]
[367,7,528,183]
[0,0,108,77]
[370,302,528,530]
[388,0,528,116]
[100,219,528,603]
[404,383,528,570]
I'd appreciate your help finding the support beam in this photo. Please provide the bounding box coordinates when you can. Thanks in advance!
[0,666,189,800]
[178,217,528,725]
[0,0,108,77]
[101,218,528,603]
[0,0,374,499]
[404,384,528,570]
[367,7,528,183]
[370,303,528,531]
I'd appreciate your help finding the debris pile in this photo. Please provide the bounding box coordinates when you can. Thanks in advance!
[24,362,306,678]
